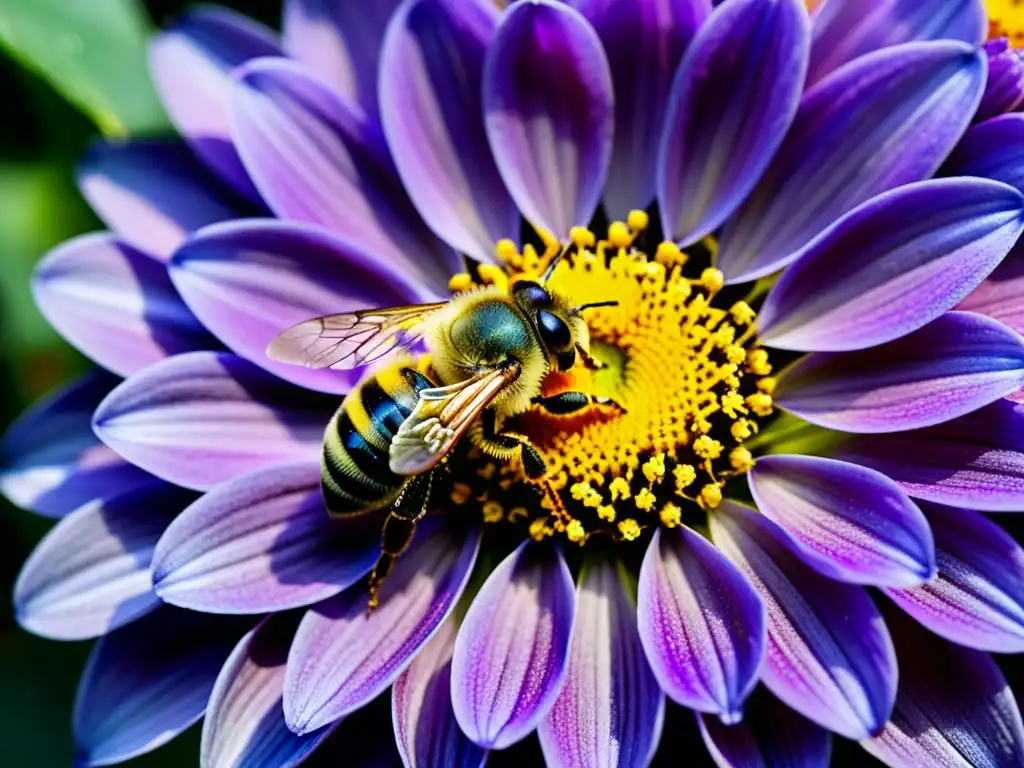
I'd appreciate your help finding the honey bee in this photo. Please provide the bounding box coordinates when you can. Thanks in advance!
[267,251,618,607]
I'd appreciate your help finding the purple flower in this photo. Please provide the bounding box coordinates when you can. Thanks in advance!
[7,0,1024,766]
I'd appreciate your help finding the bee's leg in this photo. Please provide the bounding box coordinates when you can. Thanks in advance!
[477,410,548,480]
[532,391,625,415]
[367,470,434,611]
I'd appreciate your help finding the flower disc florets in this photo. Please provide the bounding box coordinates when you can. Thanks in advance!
[444,213,774,545]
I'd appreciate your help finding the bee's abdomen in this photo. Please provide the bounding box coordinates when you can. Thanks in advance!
[321,365,433,517]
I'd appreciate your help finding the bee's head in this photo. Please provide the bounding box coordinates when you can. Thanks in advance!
[512,280,616,371]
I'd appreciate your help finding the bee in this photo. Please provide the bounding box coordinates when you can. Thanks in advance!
[267,250,618,607]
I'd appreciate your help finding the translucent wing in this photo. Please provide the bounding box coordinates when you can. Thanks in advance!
[390,363,522,475]
[266,303,448,370]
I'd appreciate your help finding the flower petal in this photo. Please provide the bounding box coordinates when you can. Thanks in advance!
[392,617,487,768]
[229,57,458,295]
[92,351,333,491]
[884,503,1024,653]
[14,479,194,641]
[830,399,1024,511]
[483,0,613,238]
[749,455,934,588]
[282,0,402,115]
[775,312,1024,433]
[944,113,1024,194]
[379,0,518,263]
[573,0,709,214]
[758,179,1024,351]
[636,526,765,721]
[957,251,1024,336]
[718,41,987,283]
[153,462,379,614]
[33,233,215,376]
[658,0,809,244]
[863,610,1024,768]
[710,502,897,740]
[451,540,575,750]
[202,614,336,768]
[149,6,280,199]
[977,40,1024,122]
[73,608,249,766]
[0,372,151,518]
[806,0,985,87]
[698,687,832,768]
[539,554,665,767]
[170,220,428,394]
[77,140,250,263]
[285,520,480,734]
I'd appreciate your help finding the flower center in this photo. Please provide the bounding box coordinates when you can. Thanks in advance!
[988,0,1024,47]
[443,213,774,546]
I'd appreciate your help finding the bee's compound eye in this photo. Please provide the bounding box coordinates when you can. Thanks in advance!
[538,310,572,350]
[515,281,552,307]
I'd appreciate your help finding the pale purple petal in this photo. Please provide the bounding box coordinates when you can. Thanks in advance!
[229,57,458,294]
[830,399,1024,511]
[73,608,249,766]
[884,503,1024,653]
[758,179,1024,351]
[14,479,194,641]
[202,614,336,768]
[540,554,665,767]
[153,462,379,614]
[719,41,987,283]
[149,6,280,199]
[170,220,429,394]
[710,502,897,740]
[863,610,1024,767]
[775,312,1024,432]
[92,351,333,491]
[658,0,809,244]
[698,687,832,768]
[77,140,250,262]
[944,113,1024,194]
[484,0,613,238]
[285,520,480,734]
[282,0,402,116]
[958,251,1024,336]
[379,0,518,263]
[33,233,215,377]
[636,526,765,721]
[749,455,934,588]
[976,41,1024,122]
[0,372,151,518]
[572,0,709,214]
[392,618,487,768]
[451,540,575,750]
[806,0,986,87]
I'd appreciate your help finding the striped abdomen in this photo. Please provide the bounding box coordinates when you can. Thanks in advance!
[321,364,434,517]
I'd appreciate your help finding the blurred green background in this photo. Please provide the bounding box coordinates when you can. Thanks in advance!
[0,1,1019,766]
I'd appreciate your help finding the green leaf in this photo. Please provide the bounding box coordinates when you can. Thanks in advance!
[0,0,169,136]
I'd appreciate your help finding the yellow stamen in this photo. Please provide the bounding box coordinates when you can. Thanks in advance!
[618,518,641,541]
[988,0,1024,46]
[699,484,723,509]
[566,519,586,543]
[660,502,682,528]
[627,209,649,231]
[608,221,633,249]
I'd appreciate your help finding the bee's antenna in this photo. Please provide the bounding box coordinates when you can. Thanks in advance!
[541,242,572,283]
[569,300,619,316]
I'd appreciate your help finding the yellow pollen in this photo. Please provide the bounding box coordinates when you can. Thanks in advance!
[618,518,642,541]
[988,0,1024,46]
[730,447,755,472]
[699,484,723,509]
[642,454,666,484]
[608,221,633,249]
[635,488,656,511]
[448,273,473,294]
[757,377,777,394]
[660,503,682,528]
[451,221,777,545]
[482,501,505,523]
[627,209,650,231]
[566,519,586,543]
[694,435,724,460]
